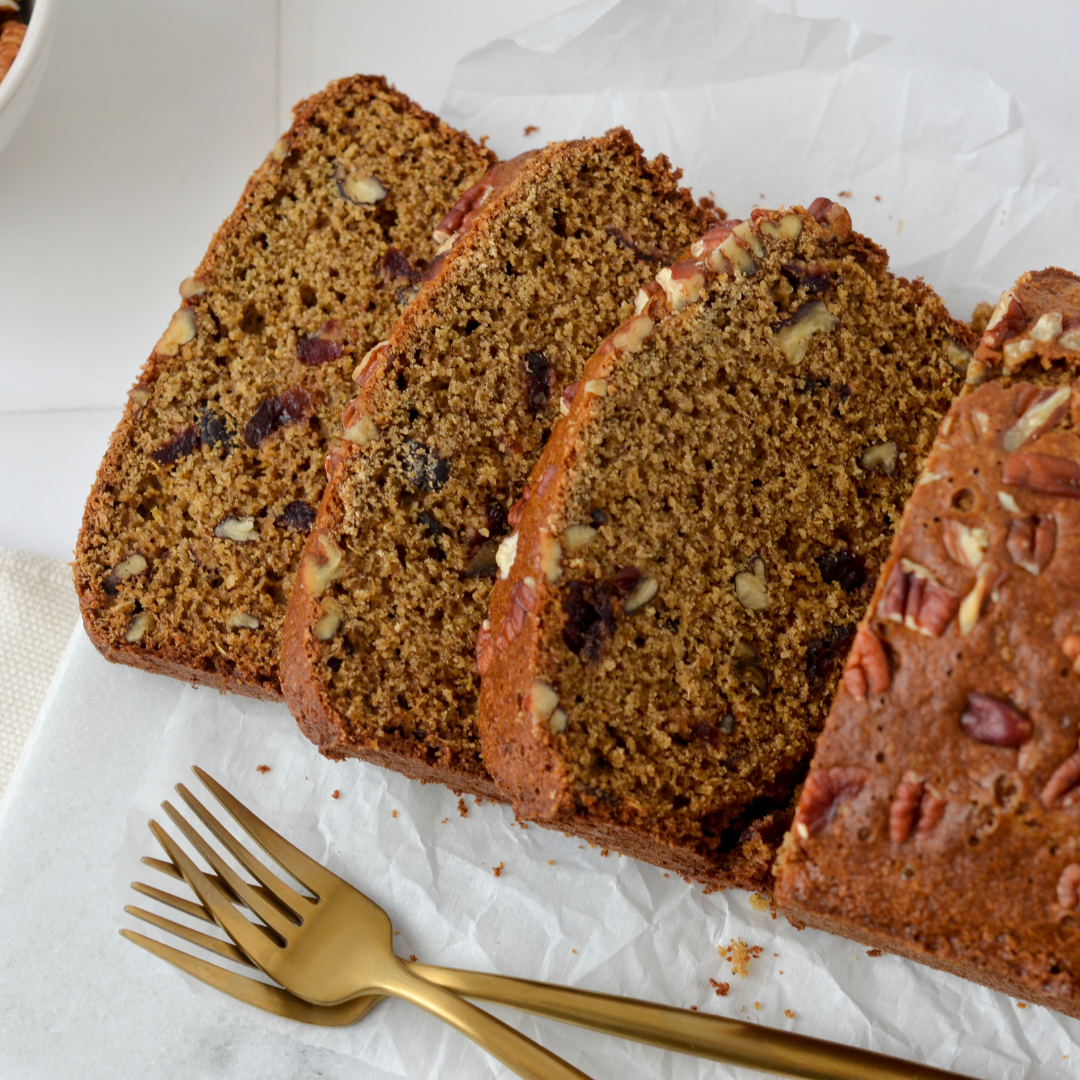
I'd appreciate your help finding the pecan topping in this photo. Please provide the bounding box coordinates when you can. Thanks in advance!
[841,625,889,700]
[1003,453,1080,498]
[507,484,532,529]
[793,767,869,838]
[151,425,198,466]
[943,522,989,570]
[880,560,959,637]
[958,564,994,637]
[889,775,923,844]
[1002,386,1071,452]
[980,289,1027,351]
[505,577,538,641]
[806,198,852,240]
[960,693,1032,747]
[1058,864,1080,910]
[560,381,580,416]
[475,620,494,676]
[889,774,946,844]
[1041,748,1080,809]
[1006,514,1056,575]
[243,387,316,449]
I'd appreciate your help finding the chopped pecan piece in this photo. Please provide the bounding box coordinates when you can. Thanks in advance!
[1003,453,1080,498]
[981,289,1027,351]
[505,578,538,641]
[841,625,889,700]
[793,767,869,838]
[1058,864,1080,910]
[960,693,1032,747]
[475,620,494,676]
[1042,748,1080,809]
[1005,514,1056,575]
[880,560,959,637]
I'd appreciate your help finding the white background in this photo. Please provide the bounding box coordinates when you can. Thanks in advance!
[0,0,1078,560]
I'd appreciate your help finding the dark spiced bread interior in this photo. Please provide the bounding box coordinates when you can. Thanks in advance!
[281,130,715,795]
[477,201,976,888]
[74,76,495,699]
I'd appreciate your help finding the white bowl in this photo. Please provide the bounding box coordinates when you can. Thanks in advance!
[0,0,55,157]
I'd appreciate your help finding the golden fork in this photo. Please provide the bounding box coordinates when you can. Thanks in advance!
[128,767,976,1080]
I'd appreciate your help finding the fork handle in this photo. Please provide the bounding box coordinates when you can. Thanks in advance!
[382,961,594,1080]
[409,963,972,1080]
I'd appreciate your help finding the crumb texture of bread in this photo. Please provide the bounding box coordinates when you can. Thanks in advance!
[479,203,976,888]
[281,130,713,788]
[775,278,1080,1016]
[73,76,495,698]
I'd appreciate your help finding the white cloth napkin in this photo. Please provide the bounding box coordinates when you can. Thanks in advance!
[0,547,80,797]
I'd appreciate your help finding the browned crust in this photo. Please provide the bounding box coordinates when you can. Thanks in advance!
[280,129,712,789]
[477,206,974,889]
[774,372,1080,1015]
[74,75,495,700]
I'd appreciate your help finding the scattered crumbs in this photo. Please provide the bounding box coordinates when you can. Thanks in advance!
[785,1009,795,1019]
[441,818,448,824]
[837,190,852,198]
[740,1006,746,1013]
[709,979,730,997]
[600,848,609,857]
[779,971,784,975]
[897,219,904,236]
[331,789,340,799]
[579,845,584,849]
[493,862,505,878]
[479,134,490,148]
[663,873,669,879]
[409,954,417,962]
[475,795,486,806]
[874,194,881,201]
[748,892,770,913]
[458,798,469,818]
[1017,1002,1027,1009]
[392,810,397,818]
[256,765,271,774]
[548,860,555,865]
[720,939,763,978]
[866,948,883,958]
[523,124,539,136]
[571,948,577,954]
[690,1005,698,1012]
[754,1002,761,1011]
[517,821,529,829]
[773,953,778,957]
[394,930,401,936]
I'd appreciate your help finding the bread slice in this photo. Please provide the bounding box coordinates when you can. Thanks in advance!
[280,130,715,795]
[775,269,1080,1015]
[476,201,976,888]
[73,76,495,699]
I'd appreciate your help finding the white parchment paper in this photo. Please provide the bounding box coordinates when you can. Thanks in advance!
[111,2,1080,1076]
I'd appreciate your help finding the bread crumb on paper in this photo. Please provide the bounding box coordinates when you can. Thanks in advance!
[409,954,417,962]
[690,1005,698,1011]
[709,979,730,997]
[256,764,271,774]
[1017,1002,1027,1009]
[867,948,883,957]
[523,125,539,136]
[754,1002,761,1011]
[392,809,397,818]
[493,862,504,877]
[785,1009,795,1019]
[748,892,770,912]
[331,789,340,799]
[720,938,763,978]
[458,798,469,818]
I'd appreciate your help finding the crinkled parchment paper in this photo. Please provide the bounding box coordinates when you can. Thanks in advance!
[112,2,1080,1076]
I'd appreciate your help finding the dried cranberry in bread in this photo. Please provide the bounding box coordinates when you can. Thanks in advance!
[477,202,975,888]
[73,77,495,699]
[776,276,1080,1018]
[280,130,714,794]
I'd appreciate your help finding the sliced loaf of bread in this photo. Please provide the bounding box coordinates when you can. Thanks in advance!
[74,76,494,699]
[476,201,976,888]
[281,130,715,795]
